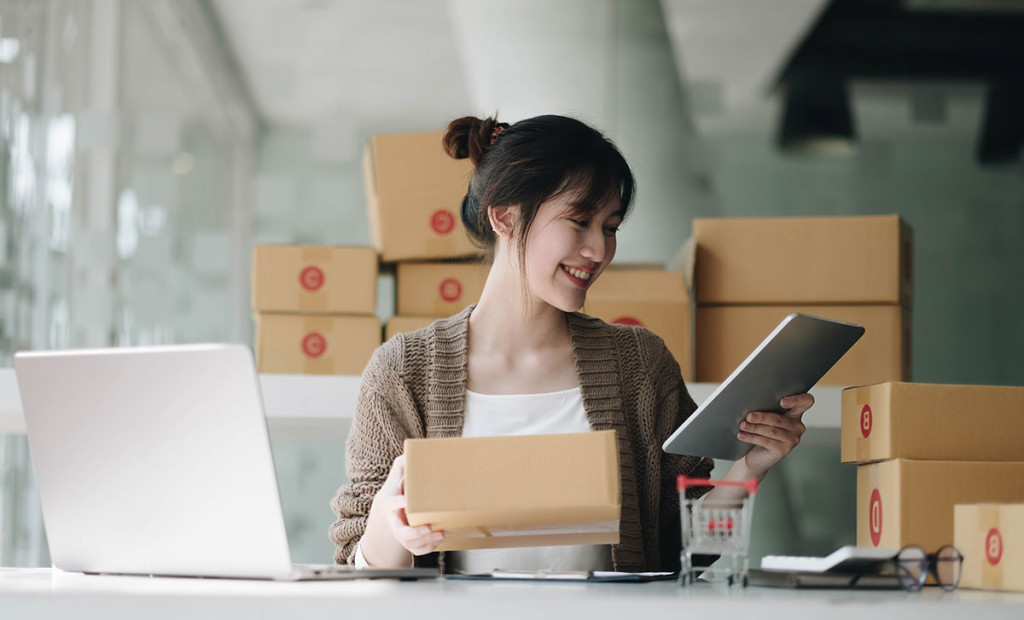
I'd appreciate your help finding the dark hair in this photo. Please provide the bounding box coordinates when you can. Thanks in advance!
[442,115,635,266]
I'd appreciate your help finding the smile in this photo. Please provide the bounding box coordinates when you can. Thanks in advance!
[561,264,592,281]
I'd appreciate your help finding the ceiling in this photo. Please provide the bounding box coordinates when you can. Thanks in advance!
[208,0,827,130]
[208,0,1024,160]
[209,0,472,131]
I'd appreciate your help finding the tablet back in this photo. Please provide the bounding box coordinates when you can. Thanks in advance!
[663,314,864,460]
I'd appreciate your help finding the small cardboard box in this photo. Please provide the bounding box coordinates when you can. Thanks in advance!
[696,304,909,387]
[955,503,1024,592]
[255,313,381,375]
[363,131,478,262]
[842,382,1024,464]
[404,430,620,551]
[396,262,488,316]
[251,245,378,315]
[694,215,912,306]
[584,270,693,381]
[857,460,1024,551]
[385,315,438,341]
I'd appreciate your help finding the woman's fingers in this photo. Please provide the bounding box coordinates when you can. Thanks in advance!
[781,393,814,416]
[379,471,445,556]
[743,411,806,438]
[393,522,445,555]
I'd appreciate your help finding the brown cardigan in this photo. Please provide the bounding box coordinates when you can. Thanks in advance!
[328,306,712,572]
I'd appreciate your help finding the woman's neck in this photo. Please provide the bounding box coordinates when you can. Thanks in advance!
[469,262,569,355]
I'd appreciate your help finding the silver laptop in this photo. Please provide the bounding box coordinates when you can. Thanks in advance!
[14,343,436,581]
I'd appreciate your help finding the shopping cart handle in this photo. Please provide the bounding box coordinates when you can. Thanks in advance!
[677,475,759,495]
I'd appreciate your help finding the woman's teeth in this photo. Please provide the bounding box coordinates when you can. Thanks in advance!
[563,266,591,280]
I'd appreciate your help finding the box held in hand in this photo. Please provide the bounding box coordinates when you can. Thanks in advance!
[404,431,620,552]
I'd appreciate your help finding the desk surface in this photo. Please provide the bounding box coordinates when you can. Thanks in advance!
[1,568,1022,620]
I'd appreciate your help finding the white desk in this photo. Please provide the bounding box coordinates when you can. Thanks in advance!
[0,568,1022,620]
[0,368,844,435]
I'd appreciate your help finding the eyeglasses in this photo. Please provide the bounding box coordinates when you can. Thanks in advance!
[853,545,963,592]
[893,545,963,591]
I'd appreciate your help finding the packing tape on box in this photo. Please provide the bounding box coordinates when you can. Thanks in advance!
[981,504,1004,590]
[297,247,332,313]
[856,397,870,463]
[451,521,620,539]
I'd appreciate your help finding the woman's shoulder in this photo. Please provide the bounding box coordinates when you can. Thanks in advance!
[369,307,473,375]
[567,310,675,362]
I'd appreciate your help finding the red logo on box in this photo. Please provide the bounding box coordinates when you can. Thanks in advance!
[299,266,325,292]
[861,404,873,438]
[987,528,1003,566]
[439,278,463,302]
[302,332,327,358]
[612,316,644,327]
[869,489,883,547]
[430,210,456,235]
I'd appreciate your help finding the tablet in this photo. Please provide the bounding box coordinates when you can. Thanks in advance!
[662,313,864,460]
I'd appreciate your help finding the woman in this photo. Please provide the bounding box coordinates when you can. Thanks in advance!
[329,114,811,573]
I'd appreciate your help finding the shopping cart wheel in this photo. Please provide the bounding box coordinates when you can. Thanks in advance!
[727,575,734,586]
[742,575,749,588]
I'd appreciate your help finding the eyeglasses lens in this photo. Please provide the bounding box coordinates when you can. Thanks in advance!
[935,545,963,591]
[896,546,927,591]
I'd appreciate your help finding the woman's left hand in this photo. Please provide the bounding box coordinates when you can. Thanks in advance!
[738,393,813,479]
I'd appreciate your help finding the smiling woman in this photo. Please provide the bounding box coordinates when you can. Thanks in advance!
[328,114,812,575]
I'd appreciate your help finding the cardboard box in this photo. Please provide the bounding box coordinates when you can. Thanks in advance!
[697,305,909,387]
[251,245,377,315]
[694,215,913,306]
[404,431,620,551]
[385,315,438,341]
[585,270,693,381]
[255,313,381,375]
[857,460,1024,551]
[363,131,478,262]
[842,382,1024,464]
[396,262,488,316]
[955,503,1024,592]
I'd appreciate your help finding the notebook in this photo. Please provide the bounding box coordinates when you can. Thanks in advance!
[14,343,437,581]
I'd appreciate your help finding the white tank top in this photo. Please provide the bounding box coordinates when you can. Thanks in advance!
[446,387,613,574]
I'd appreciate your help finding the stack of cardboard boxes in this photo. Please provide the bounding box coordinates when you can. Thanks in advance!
[693,215,913,387]
[390,261,488,339]
[841,382,1024,589]
[363,129,485,340]
[251,245,381,375]
[250,128,477,376]
[584,269,693,381]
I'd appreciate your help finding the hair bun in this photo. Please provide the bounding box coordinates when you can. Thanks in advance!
[443,116,498,166]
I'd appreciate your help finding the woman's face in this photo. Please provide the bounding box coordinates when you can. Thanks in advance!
[518,192,623,313]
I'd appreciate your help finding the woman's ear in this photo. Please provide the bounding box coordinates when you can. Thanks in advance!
[487,206,517,237]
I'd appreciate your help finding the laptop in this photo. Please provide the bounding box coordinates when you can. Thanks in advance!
[14,343,437,581]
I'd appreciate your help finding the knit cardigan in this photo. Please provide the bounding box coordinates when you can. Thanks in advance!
[328,305,713,573]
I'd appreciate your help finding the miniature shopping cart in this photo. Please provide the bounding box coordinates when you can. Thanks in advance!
[678,476,759,587]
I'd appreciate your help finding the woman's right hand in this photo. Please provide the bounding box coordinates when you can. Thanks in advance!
[363,454,445,565]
